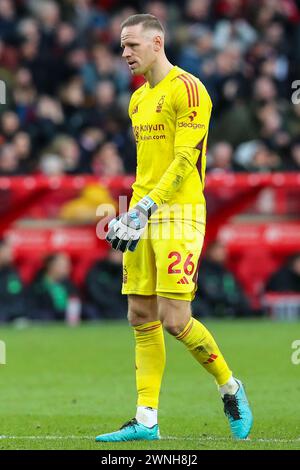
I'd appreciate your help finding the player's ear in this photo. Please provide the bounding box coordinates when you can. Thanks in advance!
[153,34,162,52]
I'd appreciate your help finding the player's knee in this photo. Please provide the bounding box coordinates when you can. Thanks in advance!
[127,296,158,327]
[158,296,191,336]
[127,309,156,327]
[127,308,147,327]
[162,317,188,336]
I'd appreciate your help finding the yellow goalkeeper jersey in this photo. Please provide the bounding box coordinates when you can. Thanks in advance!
[129,65,212,224]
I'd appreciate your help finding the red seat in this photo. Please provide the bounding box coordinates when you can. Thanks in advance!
[229,248,278,309]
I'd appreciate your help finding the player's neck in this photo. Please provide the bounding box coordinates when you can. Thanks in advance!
[144,58,174,88]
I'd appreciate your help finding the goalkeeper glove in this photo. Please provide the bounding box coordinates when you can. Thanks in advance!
[106,196,157,252]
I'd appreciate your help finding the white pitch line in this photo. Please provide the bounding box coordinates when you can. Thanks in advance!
[0,435,299,444]
[0,435,91,440]
[165,436,300,444]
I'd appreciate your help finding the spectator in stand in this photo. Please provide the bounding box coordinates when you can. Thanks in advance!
[0,111,20,141]
[31,95,65,145]
[283,139,300,171]
[78,126,106,172]
[0,0,17,43]
[84,249,127,319]
[286,103,300,141]
[45,134,82,174]
[249,144,281,172]
[207,141,244,172]
[28,252,80,321]
[12,67,37,128]
[0,238,25,322]
[266,253,300,293]
[256,102,291,158]
[12,131,32,172]
[59,77,87,136]
[82,44,119,95]
[17,17,40,45]
[87,80,127,136]
[183,0,213,28]
[91,141,124,176]
[193,240,250,318]
[178,25,213,76]
[38,153,65,176]
[0,143,20,175]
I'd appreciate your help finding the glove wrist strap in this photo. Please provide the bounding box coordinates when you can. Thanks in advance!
[136,196,158,218]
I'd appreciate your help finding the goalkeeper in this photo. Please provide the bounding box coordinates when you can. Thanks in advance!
[96,14,253,442]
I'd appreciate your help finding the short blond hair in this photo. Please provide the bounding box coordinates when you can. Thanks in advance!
[121,14,164,34]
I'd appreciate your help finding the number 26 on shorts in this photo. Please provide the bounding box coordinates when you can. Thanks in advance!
[167,252,195,276]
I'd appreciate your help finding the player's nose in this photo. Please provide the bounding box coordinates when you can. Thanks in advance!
[122,47,131,59]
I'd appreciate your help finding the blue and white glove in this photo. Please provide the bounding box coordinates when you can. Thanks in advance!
[106,196,157,252]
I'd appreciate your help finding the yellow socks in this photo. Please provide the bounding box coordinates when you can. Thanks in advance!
[176,318,232,386]
[133,317,231,411]
[134,321,166,409]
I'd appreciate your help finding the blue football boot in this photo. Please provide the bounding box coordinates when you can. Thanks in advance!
[95,418,160,442]
[222,379,253,439]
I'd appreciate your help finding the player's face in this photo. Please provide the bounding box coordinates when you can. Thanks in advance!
[121,25,157,75]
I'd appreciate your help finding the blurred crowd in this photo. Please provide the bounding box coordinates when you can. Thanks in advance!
[0,236,299,323]
[0,238,128,322]
[0,0,300,176]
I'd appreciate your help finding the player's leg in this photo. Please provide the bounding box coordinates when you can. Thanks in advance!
[96,235,165,442]
[128,295,165,424]
[95,295,164,442]
[153,219,232,383]
[153,220,253,439]
[157,294,253,439]
[157,295,232,388]
[123,230,165,428]
[129,294,165,431]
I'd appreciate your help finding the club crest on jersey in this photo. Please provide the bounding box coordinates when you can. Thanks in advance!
[156,95,166,112]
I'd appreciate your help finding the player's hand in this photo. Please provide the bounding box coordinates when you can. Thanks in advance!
[106,210,147,252]
[106,196,157,252]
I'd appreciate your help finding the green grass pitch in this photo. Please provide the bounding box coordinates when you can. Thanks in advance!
[0,320,299,450]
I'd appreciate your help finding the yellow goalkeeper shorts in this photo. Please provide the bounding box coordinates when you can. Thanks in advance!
[122,219,205,301]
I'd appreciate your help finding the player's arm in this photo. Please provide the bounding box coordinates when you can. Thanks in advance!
[148,77,212,205]
[106,90,155,252]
